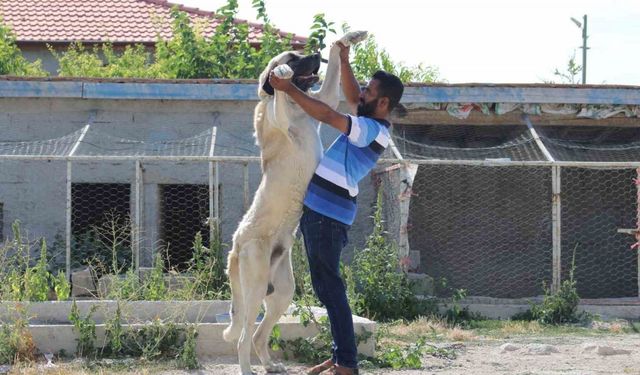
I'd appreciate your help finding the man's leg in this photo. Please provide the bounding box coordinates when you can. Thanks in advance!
[300,208,358,370]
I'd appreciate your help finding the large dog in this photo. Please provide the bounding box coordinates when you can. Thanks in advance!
[223,31,367,375]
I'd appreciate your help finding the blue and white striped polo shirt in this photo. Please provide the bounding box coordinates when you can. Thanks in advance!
[303,115,391,225]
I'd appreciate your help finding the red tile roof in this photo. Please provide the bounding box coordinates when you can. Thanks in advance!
[0,0,306,46]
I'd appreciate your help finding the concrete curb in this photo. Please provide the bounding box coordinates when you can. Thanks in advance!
[0,300,376,358]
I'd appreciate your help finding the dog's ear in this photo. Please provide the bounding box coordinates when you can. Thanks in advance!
[262,78,275,96]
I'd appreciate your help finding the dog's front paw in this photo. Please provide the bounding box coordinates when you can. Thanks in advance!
[339,30,368,46]
[273,64,294,79]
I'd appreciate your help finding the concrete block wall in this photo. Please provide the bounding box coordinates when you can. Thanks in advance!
[0,82,380,268]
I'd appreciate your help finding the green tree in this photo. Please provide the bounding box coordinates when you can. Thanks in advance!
[0,21,47,76]
[41,0,442,81]
[50,43,106,77]
[153,8,216,79]
[305,13,336,54]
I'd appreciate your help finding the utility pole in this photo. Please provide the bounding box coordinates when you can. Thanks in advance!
[571,14,589,84]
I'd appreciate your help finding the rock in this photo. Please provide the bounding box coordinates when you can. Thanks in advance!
[526,343,559,355]
[500,343,520,353]
[583,343,631,356]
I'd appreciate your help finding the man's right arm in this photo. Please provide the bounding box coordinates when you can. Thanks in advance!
[338,43,361,114]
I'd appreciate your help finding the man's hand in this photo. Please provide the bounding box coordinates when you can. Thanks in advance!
[337,41,350,64]
[269,71,293,93]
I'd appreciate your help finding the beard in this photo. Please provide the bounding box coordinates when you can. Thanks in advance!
[357,97,378,117]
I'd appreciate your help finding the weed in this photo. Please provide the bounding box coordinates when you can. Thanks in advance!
[531,244,582,325]
[24,239,51,301]
[120,318,184,360]
[184,230,229,300]
[0,303,37,364]
[144,252,167,301]
[369,339,424,369]
[0,221,59,302]
[274,315,333,364]
[176,325,199,369]
[69,299,97,358]
[103,301,125,356]
[52,271,71,301]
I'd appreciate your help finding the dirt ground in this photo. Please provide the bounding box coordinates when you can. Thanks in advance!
[165,334,640,375]
[10,334,636,375]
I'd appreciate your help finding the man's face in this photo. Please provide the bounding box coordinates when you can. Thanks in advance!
[357,79,381,117]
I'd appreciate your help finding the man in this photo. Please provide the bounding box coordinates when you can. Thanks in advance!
[269,42,404,375]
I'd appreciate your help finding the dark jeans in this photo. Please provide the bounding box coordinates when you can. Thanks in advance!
[300,206,357,369]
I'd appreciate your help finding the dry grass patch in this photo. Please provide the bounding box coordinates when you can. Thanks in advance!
[447,326,476,341]
[6,359,172,375]
[385,317,446,339]
[499,320,545,336]
[382,316,476,343]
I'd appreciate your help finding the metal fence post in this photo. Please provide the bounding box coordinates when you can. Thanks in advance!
[215,161,220,233]
[65,161,72,281]
[208,127,218,242]
[552,165,562,292]
[134,160,143,275]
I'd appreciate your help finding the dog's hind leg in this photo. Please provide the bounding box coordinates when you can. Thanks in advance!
[223,244,244,342]
[237,239,270,375]
[253,244,295,373]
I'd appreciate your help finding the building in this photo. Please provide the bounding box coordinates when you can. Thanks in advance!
[0,0,306,75]
[1,79,640,301]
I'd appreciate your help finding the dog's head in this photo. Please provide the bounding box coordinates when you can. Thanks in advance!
[258,51,322,98]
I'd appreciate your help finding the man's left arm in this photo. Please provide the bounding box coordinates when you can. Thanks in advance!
[269,72,349,134]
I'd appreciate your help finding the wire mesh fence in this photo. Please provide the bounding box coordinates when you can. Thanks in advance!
[376,124,640,299]
[560,167,638,298]
[1,122,639,300]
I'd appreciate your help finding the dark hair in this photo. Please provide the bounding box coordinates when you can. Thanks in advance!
[372,70,404,111]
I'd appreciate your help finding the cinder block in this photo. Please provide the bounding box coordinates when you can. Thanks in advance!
[407,272,434,296]
[71,268,96,297]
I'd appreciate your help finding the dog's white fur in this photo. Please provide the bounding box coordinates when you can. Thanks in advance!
[222,31,367,375]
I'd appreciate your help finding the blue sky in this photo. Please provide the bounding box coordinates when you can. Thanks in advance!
[181,0,640,85]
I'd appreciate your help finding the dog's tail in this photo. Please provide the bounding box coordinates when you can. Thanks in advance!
[223,243,242,342]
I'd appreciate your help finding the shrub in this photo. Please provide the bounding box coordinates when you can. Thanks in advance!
[347,189,435,321]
